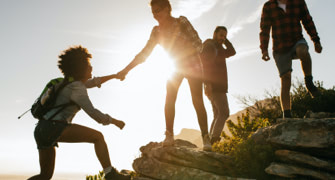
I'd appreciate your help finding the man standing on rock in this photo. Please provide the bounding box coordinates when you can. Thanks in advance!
[201,26,236,144]
[260,0,323,118]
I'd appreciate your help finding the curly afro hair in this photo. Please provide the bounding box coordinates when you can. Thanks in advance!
[58,46,92,80]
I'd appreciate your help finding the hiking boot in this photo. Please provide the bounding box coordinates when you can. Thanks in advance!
[202,134,212,151]
[105,167,131,180]
[162,131,174,147]
[283,110,292,119]
[305,76,320,98]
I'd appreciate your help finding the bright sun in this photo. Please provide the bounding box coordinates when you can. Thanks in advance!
[137,46,176,82]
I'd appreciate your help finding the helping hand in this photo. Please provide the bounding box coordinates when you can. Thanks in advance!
[116,70,127,81]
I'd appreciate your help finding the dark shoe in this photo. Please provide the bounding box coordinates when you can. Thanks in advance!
[305,76,320,98]
[283,110,292,119]
[105,167,131,180]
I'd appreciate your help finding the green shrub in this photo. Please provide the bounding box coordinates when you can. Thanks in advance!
[231,138,274,179]
[213,111,274,179]
[86,170,137,180]
[213,110,269,154]
[86,171,104,180]
[291,81,335,117]
[238,80,335,124]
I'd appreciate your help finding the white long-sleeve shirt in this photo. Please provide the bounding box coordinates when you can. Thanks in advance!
[43,77,113,124]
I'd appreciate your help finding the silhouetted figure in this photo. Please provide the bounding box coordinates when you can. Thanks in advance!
[28,46,130,180]
[260,0,322,118]
[201,26,236,144]
[117,0,211,151]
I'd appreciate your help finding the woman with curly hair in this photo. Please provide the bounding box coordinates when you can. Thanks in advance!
[28,46,130,180]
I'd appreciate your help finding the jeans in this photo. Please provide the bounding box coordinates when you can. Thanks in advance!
[208,92,230,139]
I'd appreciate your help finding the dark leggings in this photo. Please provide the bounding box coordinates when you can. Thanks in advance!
[164,73,208,136]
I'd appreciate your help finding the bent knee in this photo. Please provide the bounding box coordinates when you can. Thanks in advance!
[91,131,105,143]
[281,72,291,81]
[296,45,309,59]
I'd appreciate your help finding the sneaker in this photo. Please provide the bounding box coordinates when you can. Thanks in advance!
[105,167,131,180]
[202,134,212,151]
[162,131,174,147]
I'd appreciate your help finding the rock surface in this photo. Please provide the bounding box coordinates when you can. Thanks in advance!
[252,118,335,179]
[132,117,334,180]
[265,162,335,180]
[132,139,251,180]
[252,118,335,159]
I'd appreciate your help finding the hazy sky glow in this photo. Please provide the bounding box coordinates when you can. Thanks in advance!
[0,0,334,177]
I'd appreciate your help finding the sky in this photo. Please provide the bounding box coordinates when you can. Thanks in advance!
[0,0,334,177]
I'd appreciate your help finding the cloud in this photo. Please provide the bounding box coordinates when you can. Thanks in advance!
[228,47,259,62]
[61,30,119,40]
[171,0,219,20]
[228,3,263,38]
[217,0,264,39]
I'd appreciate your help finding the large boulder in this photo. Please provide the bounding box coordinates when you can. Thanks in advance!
[132,139,251,180]
[275,150,335,172]
[265,162,335,180]
[252,118,335,159]
[252,118,335,179]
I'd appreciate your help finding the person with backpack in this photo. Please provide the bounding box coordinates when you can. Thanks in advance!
[116,0,212,151]
[28,46,130,180]
[201,26,236,145]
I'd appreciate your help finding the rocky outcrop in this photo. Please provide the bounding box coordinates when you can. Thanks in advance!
[265,162,335,180]
[131,116,334,179]
[252,118,335,179]
[132,139,251,180]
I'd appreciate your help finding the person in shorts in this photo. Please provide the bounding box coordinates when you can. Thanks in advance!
[28,46,130,180]
[259,0,323,118]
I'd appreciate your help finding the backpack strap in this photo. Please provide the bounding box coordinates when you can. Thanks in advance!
[44,80,79,121]
[46,102,76,121]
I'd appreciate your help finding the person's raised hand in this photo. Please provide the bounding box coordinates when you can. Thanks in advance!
[314,42,322,53]
[262,51,270,61]
[116,70,127,81]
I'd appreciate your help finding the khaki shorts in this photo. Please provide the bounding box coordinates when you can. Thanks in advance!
[273,39,308,77]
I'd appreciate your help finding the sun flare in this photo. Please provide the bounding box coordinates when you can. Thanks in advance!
[139,46,176,82]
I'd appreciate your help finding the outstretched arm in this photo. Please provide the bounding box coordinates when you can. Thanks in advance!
[85,74,119,88]
[117,27,158,80]
[100,74,117,84]
[71,82,125,129]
